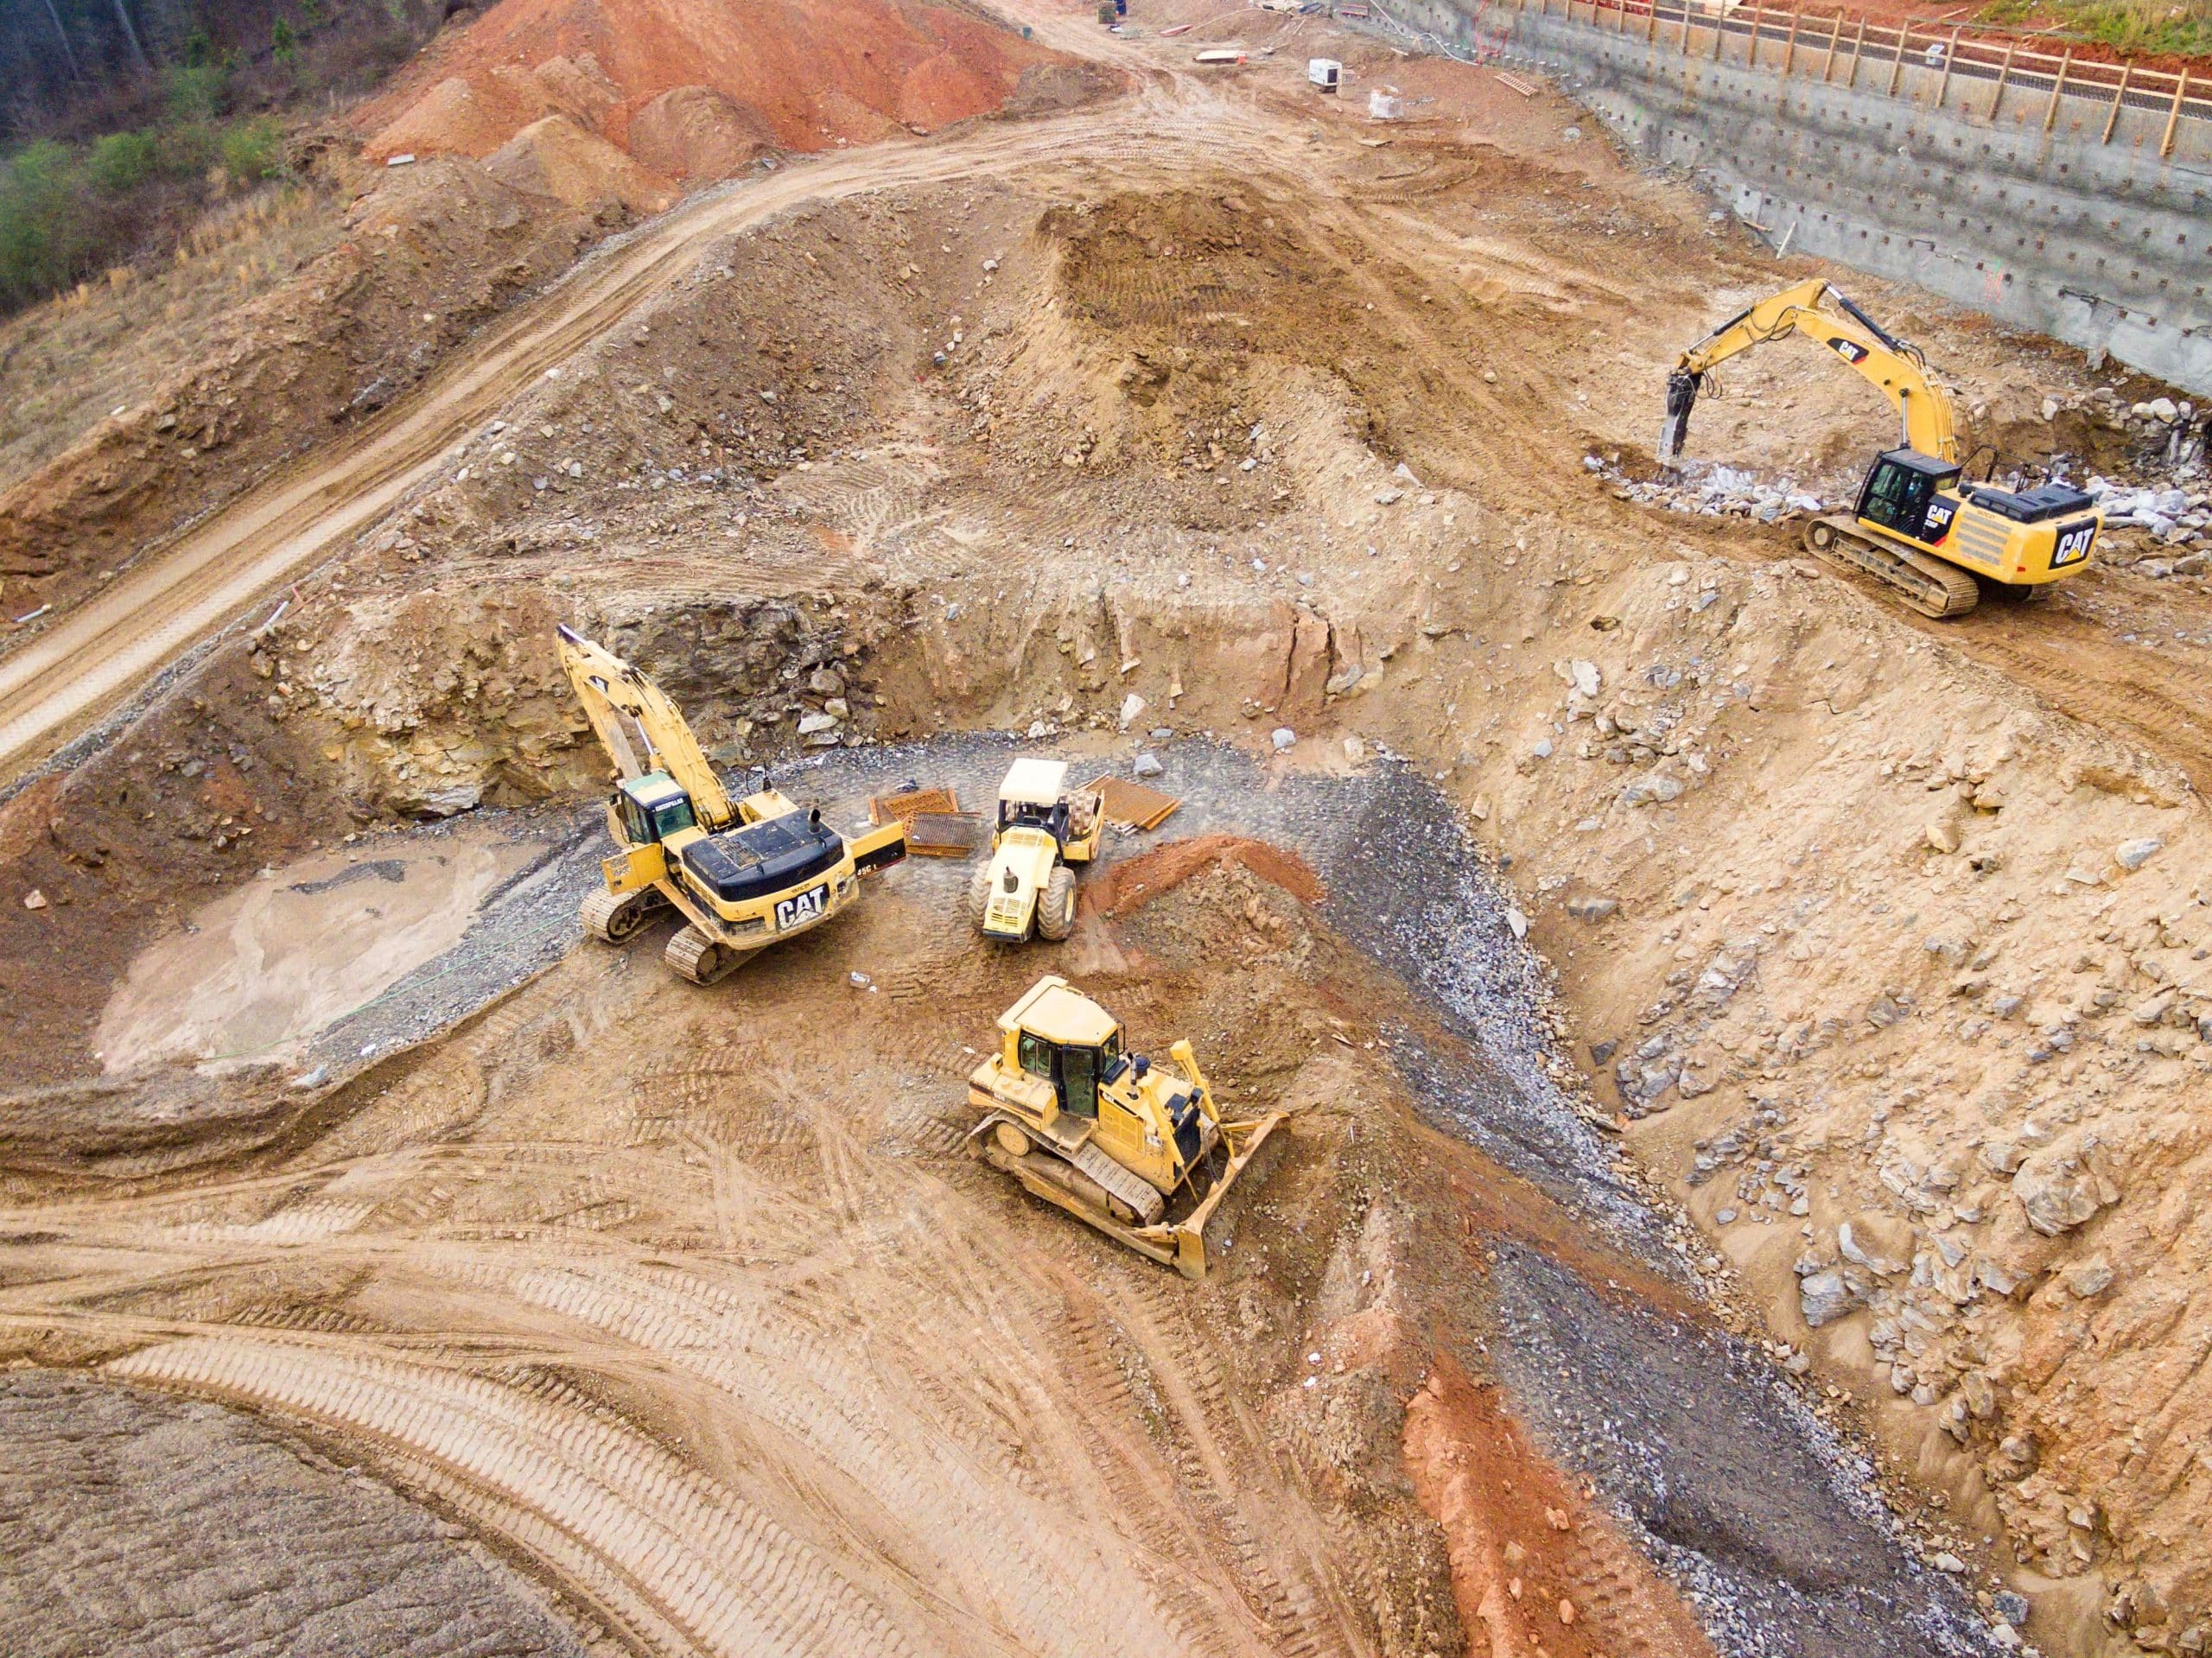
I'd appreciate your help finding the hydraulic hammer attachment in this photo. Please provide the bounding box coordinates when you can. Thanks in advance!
[1658,369,1700,465]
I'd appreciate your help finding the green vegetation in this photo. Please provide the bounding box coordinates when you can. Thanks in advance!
[1979,0,2212,57]
[86,131,160,196]
[0,98,296,308]
[0,1,429,317]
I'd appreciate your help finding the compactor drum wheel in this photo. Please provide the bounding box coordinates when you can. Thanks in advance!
[967,863,995,935]
[1036,867,1077,943]
[580,886,667,943]
[664,924,747,986]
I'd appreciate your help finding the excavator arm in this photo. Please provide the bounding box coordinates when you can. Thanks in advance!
[556,625,735,829]
[1659,277,1958,465]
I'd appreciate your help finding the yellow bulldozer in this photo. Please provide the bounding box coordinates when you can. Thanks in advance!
[968,759,1103,943]
[967,975,1283,1277]
[556,625,906,984]
[1661,278,2101,618]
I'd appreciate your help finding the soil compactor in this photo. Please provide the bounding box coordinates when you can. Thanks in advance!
[1660,277,2101,618]
[557,625,906,984]
[968,759,1103,943]
[967,975,1283,1277]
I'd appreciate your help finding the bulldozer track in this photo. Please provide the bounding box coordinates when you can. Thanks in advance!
[109,1337,916,1658]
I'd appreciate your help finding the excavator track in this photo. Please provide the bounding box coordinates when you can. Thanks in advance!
[1802,516,1981,619]
[664,924,751,987]
[579,886,668,943]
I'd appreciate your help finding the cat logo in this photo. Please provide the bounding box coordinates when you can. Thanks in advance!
[774,883,830,930]
[2051,520,2097,568]
[1827,337,1870,365]
[1922,499,1956,542]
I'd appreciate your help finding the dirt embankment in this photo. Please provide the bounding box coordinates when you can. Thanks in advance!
[352,0,1108,173]
[0,156,607,619]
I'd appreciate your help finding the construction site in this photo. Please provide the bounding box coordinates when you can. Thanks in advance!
[2,0,2209,1654]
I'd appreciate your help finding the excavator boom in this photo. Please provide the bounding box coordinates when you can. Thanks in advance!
[556,625,735,829]
[1659,277,1958,465]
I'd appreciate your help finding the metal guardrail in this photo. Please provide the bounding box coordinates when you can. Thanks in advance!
[1499,0,2212,154]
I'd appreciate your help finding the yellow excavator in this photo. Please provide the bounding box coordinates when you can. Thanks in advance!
[1660,278,2101,618]
[967,975,1283,1278]
[556,626,906,984]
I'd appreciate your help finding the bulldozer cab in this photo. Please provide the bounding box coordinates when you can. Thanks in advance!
[1005,979,1123,1121]
[615,772,698,846]
[1857,449,1961,544]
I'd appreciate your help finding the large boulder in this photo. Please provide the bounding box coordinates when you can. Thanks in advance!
[2012,1138,2122,1237]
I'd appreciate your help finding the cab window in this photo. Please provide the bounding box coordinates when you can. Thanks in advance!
[651,796,697,839]
[1059,1046,1098,1119]
[1101,1030,1123,1071]
[1018,1032,1055,1079]
[616,792,655,845]
[1861,459,1933,537]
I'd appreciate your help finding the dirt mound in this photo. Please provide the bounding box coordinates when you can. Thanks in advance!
[1084,834,1326,918]
[482,115,675,216]
[626,86,776,181]
[353,0,1075,169]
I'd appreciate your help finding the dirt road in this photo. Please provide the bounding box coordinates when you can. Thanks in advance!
[0,83,1162,783]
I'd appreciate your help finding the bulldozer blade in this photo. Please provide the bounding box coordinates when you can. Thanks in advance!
[974,1110,1287,1280]
[1171,1112,1286,1279]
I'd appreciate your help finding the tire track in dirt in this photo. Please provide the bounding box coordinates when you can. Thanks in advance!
[455,1250,1211,1655]
[109,1336,916,1658]
[1941,623,2212,797]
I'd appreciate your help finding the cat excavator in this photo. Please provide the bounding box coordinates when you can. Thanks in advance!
[556,626,906,984]
[1659,278,2101,618]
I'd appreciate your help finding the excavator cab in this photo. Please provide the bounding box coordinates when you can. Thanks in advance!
[614,772,699,844]
[1856,450,1961,544]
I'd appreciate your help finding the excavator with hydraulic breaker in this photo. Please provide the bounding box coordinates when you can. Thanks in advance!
[556,625,906,984]
[968,758,1103,943]
[1661,278,2101,618]
[966,975,1284,1278]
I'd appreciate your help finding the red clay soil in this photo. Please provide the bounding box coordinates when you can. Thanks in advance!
[353,0,1075,169]
[1083,834,1326,918]
[1403,1355,1719,1658]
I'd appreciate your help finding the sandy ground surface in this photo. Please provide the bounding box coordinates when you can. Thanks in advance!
[0,741,2001,1658]
[1,0,2210,1655]
[96,824,544,1073]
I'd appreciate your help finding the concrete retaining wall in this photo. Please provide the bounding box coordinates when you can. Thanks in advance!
[1371,0,2212,395]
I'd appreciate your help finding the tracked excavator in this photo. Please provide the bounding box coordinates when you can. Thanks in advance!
[1660,278,2101,618]
[556,626,906,984]
[967,975,1283,1278]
